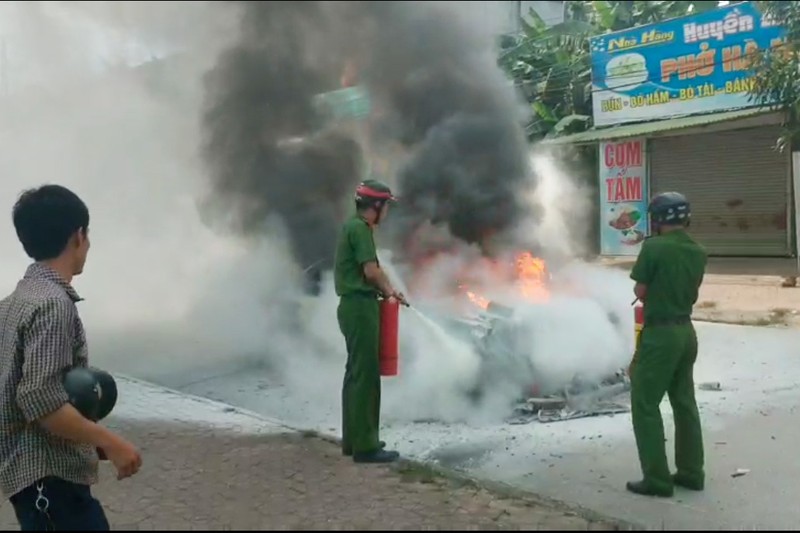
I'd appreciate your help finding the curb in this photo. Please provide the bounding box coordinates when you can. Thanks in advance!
[115,374,296,431]
[116,373,642,531]
[692,316,793,328]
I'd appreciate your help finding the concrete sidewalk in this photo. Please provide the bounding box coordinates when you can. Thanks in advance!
[0,378,623,531]
[597,257,800,327]
[693,278,800,327]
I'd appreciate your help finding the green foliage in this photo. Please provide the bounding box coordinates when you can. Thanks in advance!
[749,1,800,152]
[499,1,721,141]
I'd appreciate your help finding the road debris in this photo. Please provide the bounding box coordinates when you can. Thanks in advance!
[699,382,722,391]
[506,370,631,425]
[732,468,750,478]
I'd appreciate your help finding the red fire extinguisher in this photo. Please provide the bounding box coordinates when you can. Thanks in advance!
[629,302,644,376]
[379,297,400,377]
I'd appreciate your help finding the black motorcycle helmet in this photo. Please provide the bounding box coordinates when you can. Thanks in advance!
[63,367,118,422]
[648,191,691,227]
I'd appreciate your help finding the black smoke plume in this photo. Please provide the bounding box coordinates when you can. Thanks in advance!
[363,2,533,250]
[201,1,364,285]
[201,1,536,280]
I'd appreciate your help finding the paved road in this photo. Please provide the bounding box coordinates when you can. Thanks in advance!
[161,322,800,530]
[0,379,622,531]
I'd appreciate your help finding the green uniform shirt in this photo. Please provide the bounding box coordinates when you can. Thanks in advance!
[334,214,379,297]
[630,230,708,324]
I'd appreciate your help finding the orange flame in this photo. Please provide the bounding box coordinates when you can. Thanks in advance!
[515,252,549,303]
[465,291,490,310]
[457,251,550,310]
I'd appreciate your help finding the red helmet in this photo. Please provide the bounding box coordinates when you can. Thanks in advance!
[355,179,397,203]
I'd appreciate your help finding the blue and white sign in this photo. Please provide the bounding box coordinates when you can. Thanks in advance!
[590,2,785,127]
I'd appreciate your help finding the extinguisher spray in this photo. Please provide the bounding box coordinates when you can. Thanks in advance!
[629,298,644,376]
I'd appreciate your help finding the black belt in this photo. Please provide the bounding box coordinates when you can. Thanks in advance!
[645,316,691,327]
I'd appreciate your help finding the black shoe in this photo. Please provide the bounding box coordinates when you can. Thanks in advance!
[672,473,704,491]
[343,441,386,457]
[626,480,673,498]
[353,449,400,464]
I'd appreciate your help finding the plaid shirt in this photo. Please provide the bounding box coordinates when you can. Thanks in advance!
[0,263,97,498]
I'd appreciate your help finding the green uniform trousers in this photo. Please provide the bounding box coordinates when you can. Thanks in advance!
[631,323,704,492]
[337,294,382,455]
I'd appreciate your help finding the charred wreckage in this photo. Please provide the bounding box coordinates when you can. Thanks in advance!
[428,301,631,424]
[385,249,632,425]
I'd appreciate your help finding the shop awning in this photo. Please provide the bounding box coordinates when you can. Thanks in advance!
[541,106,776,146]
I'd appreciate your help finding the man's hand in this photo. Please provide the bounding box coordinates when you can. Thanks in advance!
[100,434,142,480]
[38,404,142,480]
[38,403,140,480]
[364,262,400,300]
[634,283,647,302]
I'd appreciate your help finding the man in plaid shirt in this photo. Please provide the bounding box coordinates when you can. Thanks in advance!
[0,185,142,530]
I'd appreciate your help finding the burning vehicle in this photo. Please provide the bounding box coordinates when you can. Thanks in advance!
[395,243,632,423]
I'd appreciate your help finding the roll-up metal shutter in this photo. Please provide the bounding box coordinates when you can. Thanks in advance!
[650,125,791,256]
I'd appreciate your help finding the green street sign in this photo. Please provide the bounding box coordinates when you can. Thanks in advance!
[313,85,371,120]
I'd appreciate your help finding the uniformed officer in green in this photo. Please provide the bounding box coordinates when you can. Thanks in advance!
[334,179,407,464]
[627,192,708,497]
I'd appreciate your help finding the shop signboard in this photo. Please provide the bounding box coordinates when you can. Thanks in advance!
[312,85,371,121]
[312,84,393,179]
[590,2,785,127]
[599,138,649,256]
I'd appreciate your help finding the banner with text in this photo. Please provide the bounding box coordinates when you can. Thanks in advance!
[590,2,785,127]
[599,138,649,256]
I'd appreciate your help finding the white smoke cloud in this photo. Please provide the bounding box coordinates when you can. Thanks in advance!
[0,1,253,374]
[376,250,635,421]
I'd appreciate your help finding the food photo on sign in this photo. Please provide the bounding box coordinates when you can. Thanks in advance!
[604,53,648,92]
[599,138,649,256]
[606,203,646,246]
